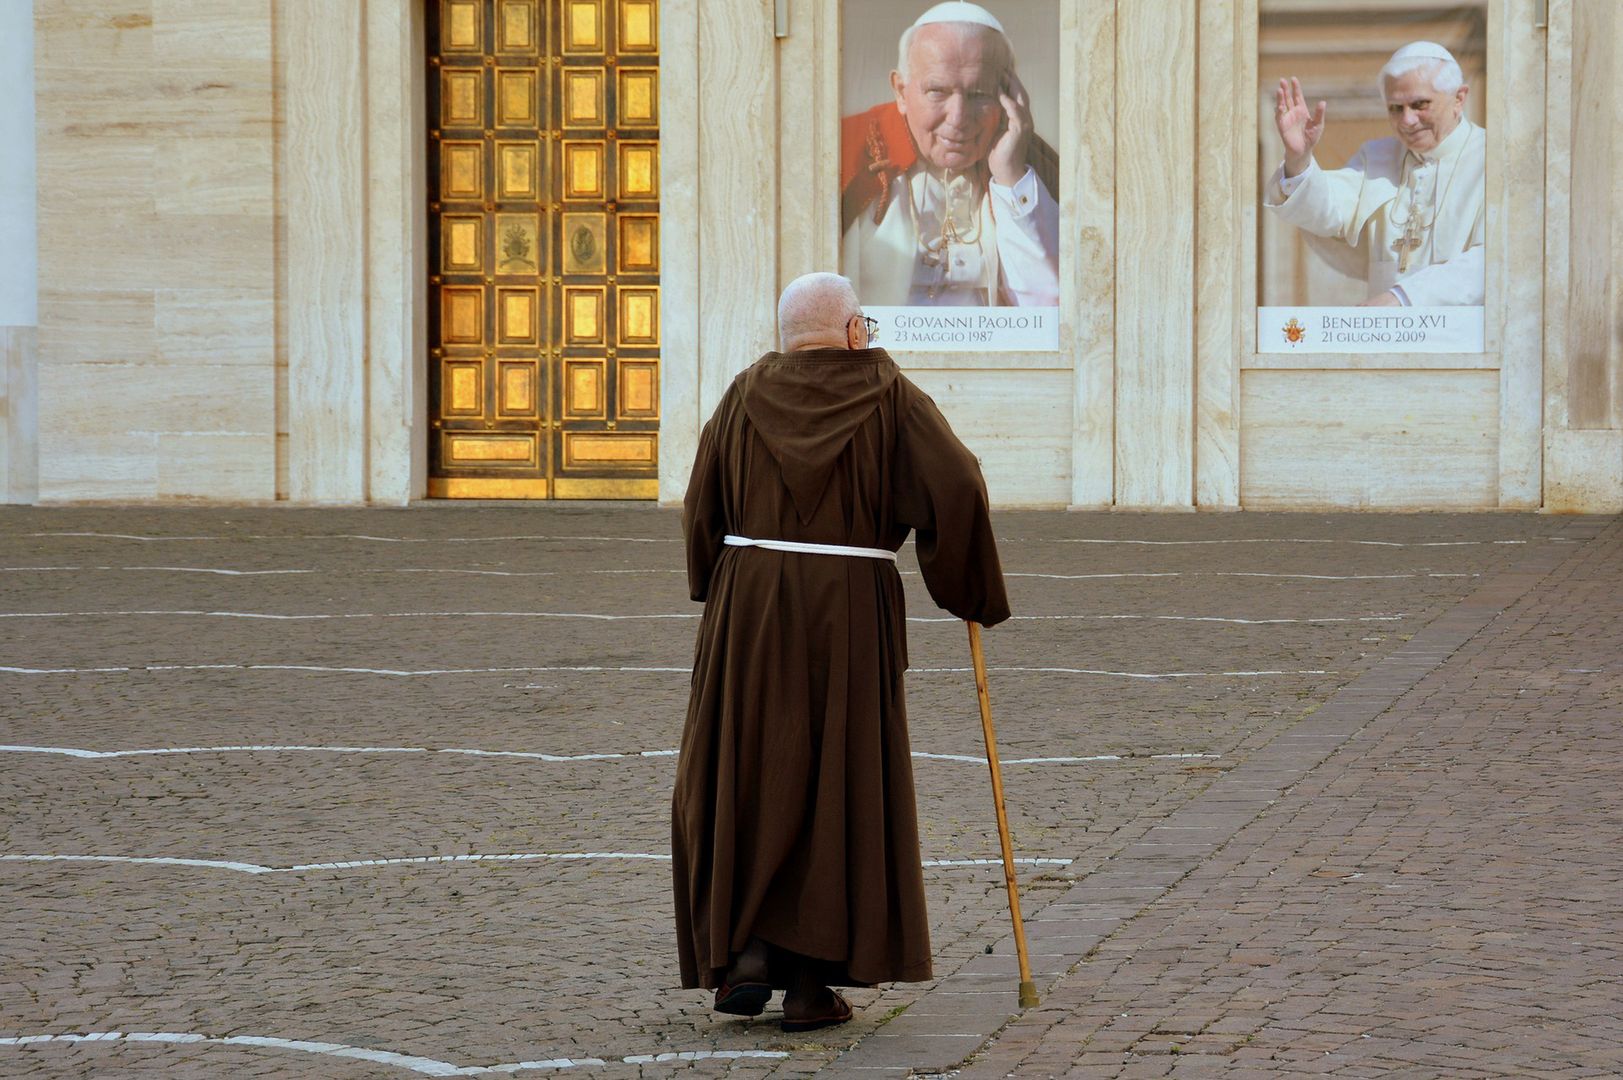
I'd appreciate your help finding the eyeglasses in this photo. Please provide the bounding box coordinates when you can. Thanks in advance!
[857,315,880,342]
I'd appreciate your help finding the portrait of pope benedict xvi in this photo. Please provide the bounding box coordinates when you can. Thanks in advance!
[1263,40,1486,308]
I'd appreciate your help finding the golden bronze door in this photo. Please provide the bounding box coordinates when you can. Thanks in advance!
[427,0,660,499]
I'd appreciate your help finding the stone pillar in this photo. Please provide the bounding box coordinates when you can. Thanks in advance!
[0,3,38,503]
[1545,0,1623,511]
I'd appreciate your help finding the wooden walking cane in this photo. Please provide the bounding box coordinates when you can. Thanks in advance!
[966,620,1040,1009]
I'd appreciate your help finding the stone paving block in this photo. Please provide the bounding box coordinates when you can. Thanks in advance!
[1165,1060,1233,1078]
[833,1032,985,1070]
[956,953,1072,978]
[900,991,1020,1019]
[987,936,1098,960]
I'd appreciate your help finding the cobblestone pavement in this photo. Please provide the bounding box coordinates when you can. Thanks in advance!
[946,515,1623,1080]
[0,506,1614,1078]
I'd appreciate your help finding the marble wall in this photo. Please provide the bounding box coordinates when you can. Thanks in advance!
[1,2,39,502]
[27,0,425,505]
[32,0,277,501]
[18,0,1623,510]
[662,0,1616,512]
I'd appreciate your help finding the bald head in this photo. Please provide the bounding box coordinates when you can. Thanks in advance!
[778,273,862,351]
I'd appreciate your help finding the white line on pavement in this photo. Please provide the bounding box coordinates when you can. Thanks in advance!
[0,565,1484,584]
[913,613,1405,625]
[1007,572,1180,580]
[0,853,671,874]
[0,610,699,621]
[0,662,1329,679]
[1007,571,1478,581]
[0,744,680,762]
[930,752,1213,768]
[922,858,1073,867]
[0,664,693,676]
[0,1031,790,1075]
[19,531,1535,548]
[0,566,319,576]
[911,666,1330,679]
[0,744,1216,766]
[23,532,682,544]
[0,608,1403,626]
[1009,538,1524,547]
[0,852,1070,875]
[0,566,686,577]
[911,751,1123,764]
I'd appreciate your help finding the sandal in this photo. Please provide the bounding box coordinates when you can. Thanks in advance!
[713,980,772,1017]
[781,990,853,1033]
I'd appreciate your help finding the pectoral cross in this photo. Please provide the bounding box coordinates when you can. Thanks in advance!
[1392,217,1424,274]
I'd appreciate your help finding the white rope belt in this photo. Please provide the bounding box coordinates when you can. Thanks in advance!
[724,534,897,562]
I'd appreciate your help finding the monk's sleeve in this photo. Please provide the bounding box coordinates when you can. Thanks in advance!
[682,414,727,602]
[893,394,1011,627]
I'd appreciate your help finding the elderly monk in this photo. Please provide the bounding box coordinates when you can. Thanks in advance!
[1265,41,1486,307]
[673,272,1009,1032]
[841,1,1059,307]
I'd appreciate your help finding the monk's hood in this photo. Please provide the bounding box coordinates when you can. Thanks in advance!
[739,347,900,523]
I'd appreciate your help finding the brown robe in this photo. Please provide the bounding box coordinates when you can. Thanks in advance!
[673,346,1010,990]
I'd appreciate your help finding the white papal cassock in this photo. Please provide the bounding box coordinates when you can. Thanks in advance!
[841,165,1060,308]
[1263,118,1486,306]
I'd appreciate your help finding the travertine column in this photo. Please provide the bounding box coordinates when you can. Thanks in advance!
[1545,0,1623,511]
[278,0,368,503]
[364,0,428,505]
[1,2,38,503]
[1115,0,1197,508]
[659,0,779,503]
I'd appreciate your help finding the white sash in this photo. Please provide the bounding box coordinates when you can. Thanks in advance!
[724,535,897,562]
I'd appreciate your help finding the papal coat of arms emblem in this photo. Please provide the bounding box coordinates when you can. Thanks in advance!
[1282,317,1307,345]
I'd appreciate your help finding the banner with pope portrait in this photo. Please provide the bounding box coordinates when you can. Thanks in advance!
[839,0,1061,352]
[1256,2,1489,353]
